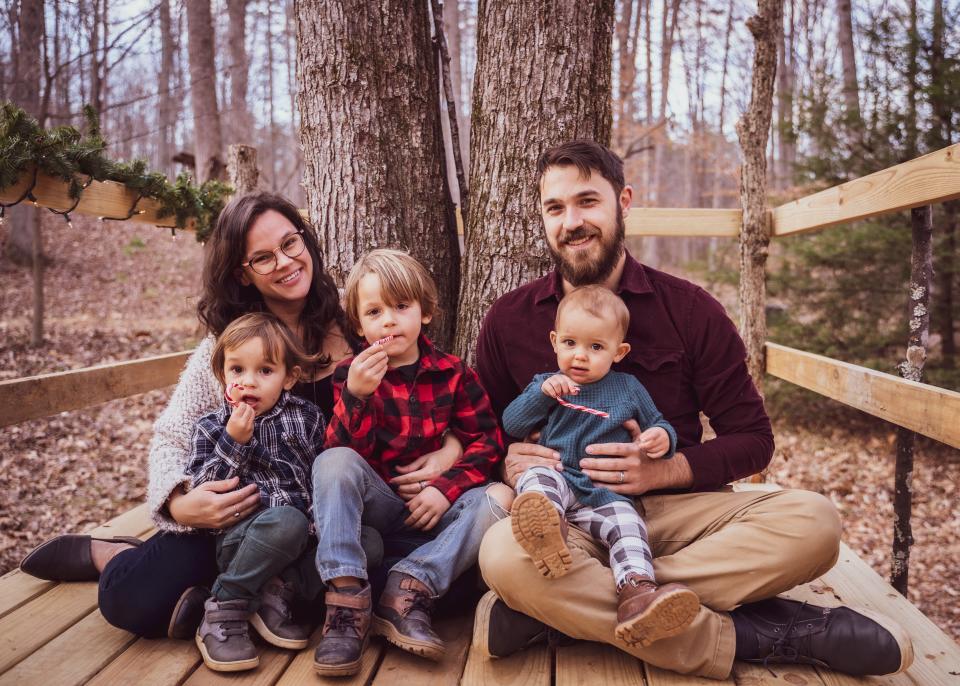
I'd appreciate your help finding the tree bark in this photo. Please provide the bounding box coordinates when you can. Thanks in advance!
[186,0,225,182]
[296,0,459,351]
[836,0,861,127]
[454,0,614,364]
[228,144,260,195]
[226,0,252,147]
[892,205,932,595]
[158,0,176,178]
[736,0,782,390]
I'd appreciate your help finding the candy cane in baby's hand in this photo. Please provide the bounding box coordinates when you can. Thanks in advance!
[224,383,245,407]
[556,397,610,419]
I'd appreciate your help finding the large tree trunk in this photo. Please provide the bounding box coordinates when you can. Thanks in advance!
[296,0,459,351]
[736,0,782,390]
[158,0,176,178]
[226,0,252,147]
[454,0,615,363]
[836,0,861,127]
[186,0,225,182]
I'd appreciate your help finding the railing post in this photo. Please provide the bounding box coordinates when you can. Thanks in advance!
[891,204,933,595]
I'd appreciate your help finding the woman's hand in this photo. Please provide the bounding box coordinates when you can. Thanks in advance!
[579,420,693,496]
[167,477,261,529]
[390,433,463,501]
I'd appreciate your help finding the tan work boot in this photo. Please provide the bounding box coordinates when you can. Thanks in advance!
[251,577,310,649]
[511,491,571,578]
[313,584,372,676]
[195,597,259,672]
[614,574,699,647]
[373,572,445,661]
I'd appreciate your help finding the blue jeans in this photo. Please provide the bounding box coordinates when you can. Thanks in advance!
[312,447,506,596]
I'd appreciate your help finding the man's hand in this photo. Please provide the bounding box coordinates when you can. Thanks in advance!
[541,373,579,399]
[579,420,693,495]
[346,344,389,398]
[639,426,670,458]
[502,438,562,488]
[404,486,451,530]
[226,403,255,444]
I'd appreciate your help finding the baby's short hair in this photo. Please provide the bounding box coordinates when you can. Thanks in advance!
[210,312,319,388]
[342,248,439,333]
[555,285,630,340]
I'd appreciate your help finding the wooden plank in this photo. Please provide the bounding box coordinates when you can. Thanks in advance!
[0,504,154,620]
[86,637,201,686]
[646,662,735,686]
[0,167,197,230]
[765,343,960,449]
[625,208,741,237]
[183,640,296,686]
[0,582,98,674]
[556,642,647,686]
[461,643,550,686]
[371,614,472,686]
[772,143,960,236]
[0,350,192,428]
[276,627,385,686]
[0,611,136,686]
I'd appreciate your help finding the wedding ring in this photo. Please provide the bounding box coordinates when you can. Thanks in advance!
[419,480,426,491]
[233,510,240,518]
[618,471,625,484]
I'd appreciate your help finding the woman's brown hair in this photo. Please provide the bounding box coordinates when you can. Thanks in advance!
[196,192,355,370]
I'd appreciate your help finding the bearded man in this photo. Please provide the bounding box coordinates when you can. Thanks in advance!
[471,139,913,680]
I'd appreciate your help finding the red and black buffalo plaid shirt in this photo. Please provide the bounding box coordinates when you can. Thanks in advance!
[325,335,504,504]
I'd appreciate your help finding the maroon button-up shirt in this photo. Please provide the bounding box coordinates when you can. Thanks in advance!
[475,252,774,492]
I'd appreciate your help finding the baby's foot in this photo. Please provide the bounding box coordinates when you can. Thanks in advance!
[510,491,572,578]
[614,574,699,647]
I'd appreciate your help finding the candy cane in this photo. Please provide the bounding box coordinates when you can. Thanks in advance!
[373,335,395,347]
[556,397,609,419]
[224,383,245,407]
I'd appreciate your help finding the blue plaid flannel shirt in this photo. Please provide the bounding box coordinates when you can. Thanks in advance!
[187,391,325,515]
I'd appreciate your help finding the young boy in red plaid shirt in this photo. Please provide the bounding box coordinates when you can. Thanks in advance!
[311,248,513,676]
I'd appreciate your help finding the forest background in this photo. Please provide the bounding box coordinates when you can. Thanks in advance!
[0,0,958,643]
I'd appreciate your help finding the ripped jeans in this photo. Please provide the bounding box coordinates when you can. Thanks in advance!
[312,447,507,596]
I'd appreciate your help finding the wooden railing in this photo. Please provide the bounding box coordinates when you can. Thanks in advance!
[3,144,959,455]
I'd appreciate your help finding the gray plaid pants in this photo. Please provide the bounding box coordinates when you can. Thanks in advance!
[516,466,654,587]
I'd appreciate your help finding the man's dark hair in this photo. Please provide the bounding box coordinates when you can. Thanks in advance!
[535,139,625,198]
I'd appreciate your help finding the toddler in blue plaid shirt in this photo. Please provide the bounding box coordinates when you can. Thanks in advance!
[186,312,326,672]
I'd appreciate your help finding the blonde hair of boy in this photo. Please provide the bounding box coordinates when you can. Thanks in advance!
[210,312,323,388]
[342,248,439,334]
[555,285,630,340]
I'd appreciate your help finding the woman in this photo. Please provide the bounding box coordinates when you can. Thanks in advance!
[19,192,462,638]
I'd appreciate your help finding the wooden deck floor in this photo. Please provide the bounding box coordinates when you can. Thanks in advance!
[1,504,958,686]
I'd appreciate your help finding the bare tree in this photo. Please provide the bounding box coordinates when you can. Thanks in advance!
[454,0,615,363]
[157,0,176,177]
[296,0,459,350]
[226,0,252,147]
[836,0,861,127]
[186,0,225,181]
[776,0,796,187]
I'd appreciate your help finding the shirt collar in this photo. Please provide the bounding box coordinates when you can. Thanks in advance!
[533,250,653,305]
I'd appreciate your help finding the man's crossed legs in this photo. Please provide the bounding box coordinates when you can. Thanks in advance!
[476,488,912,679]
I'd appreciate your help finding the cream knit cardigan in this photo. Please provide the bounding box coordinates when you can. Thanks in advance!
[147,336,222,532]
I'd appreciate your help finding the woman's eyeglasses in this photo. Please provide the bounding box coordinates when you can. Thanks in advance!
[242,232,307,275]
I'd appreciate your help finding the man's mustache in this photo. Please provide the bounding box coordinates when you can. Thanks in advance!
[560,226,600,246]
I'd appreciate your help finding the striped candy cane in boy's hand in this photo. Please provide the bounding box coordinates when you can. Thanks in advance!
[224,383,245,407]
[373,334,395,347]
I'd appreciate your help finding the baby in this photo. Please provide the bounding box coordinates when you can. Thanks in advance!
[502,285,699,648]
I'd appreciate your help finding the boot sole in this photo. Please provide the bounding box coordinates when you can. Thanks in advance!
[250,613,309,650]
[471,590,498,658]
[313,637,368,677]
[195,632,260,672]
[854,606,915,674]
[615,587,699,648]
[372,616,446,661]
[511,492,571,579]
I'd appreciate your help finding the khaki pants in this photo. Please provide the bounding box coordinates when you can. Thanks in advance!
[478,488,842,679]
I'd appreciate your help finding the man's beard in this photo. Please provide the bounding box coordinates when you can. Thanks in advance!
[549,211,626,288]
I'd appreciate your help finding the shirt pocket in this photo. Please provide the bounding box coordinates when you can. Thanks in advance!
[620,348,686,416]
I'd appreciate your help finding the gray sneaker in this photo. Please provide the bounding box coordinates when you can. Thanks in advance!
[250,578,310,649]
[195,597,259,672]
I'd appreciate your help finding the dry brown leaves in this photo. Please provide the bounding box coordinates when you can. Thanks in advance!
[1,214,957,645]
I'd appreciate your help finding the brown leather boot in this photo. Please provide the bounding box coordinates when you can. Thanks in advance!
[313,584,372,676]
[614,574,699,647]
[511,491,571,578]
[372,572,445,661]
[251,578,310,650]
[195,597,259,672]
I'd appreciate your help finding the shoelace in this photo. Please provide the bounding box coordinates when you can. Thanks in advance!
[404,591,435,618]
[761,601,810,676]
[327,607,361,637]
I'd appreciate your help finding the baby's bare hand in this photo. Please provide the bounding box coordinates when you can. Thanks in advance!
[639,427,670,458]
[541,373,580,399]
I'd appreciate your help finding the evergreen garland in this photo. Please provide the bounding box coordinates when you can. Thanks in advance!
[0,101,231,241]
